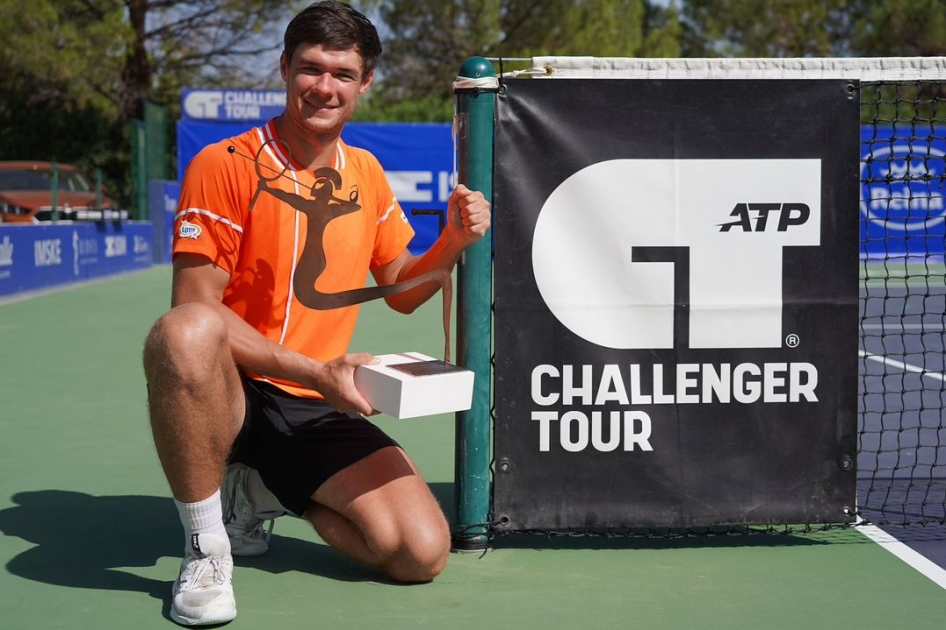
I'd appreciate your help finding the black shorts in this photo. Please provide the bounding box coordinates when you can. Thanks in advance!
[228,376,400,516]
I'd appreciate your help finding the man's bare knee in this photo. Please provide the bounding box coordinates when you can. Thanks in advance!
[382,518,451,583]
[143,303,228,385]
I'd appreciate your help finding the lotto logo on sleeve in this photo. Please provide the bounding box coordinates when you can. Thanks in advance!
[531,159,821,350]
[178,221,202,240]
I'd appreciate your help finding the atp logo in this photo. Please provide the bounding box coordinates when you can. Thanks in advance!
[531,159,821,350]
[718,203,811,232]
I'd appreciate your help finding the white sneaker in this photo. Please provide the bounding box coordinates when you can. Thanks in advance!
[221,463,285,557]
[170,532,236,626]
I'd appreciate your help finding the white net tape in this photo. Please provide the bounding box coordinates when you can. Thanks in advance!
[532,56,946,81]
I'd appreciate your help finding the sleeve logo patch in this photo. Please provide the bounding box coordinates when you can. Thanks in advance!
[178,220,202,240]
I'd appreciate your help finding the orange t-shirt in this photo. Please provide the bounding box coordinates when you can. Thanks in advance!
[173,119,415,398]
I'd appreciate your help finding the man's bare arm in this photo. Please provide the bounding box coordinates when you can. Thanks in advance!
[373,184,491,313]
[172,253,375,414]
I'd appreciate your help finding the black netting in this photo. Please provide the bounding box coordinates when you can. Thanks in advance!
[858,80,946,527]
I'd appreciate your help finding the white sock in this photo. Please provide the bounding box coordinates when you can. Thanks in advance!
[174,489,231,555]
[246,468,289,515]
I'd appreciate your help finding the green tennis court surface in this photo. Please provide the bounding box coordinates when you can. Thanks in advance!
[3,267,946,629]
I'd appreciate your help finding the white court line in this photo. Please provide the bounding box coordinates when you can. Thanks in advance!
[857,350,946,590]
[857,520,946,590]
[859,349,946,383]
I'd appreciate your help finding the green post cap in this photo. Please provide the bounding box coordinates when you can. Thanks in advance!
[459,56,495,79]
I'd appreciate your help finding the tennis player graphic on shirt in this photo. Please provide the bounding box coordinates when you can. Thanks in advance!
[252,161,454,361]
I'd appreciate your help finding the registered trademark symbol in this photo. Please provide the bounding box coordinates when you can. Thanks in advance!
[786,333,800,348]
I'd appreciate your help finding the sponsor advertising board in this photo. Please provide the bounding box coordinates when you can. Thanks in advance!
[0,222,152,297]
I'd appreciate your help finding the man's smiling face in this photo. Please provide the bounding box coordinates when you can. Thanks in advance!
[280,43,373,138]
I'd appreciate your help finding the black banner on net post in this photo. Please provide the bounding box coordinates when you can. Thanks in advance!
[492,79,860,531]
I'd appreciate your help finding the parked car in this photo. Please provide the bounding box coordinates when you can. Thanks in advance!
[0,161,127,223]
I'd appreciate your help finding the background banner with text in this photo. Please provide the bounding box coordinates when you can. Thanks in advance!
[0,222,153,297]
[492,79,860,530]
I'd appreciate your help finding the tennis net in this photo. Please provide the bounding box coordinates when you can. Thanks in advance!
[528,57,946,528]
[859,77,946,526]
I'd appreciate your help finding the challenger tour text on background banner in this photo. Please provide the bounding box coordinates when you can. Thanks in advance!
[529,361,819,452]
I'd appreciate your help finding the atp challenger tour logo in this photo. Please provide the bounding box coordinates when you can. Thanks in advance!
[532,159,821,350]
[528,159,822,453]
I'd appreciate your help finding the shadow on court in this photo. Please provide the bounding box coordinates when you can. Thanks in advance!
[490,527,879,551]
[0,489,408,606]
[0,491,179,601]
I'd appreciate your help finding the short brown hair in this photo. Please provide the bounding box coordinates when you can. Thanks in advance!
[283,1,382,77]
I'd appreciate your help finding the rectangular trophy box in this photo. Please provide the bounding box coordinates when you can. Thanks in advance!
[354,352,475,419]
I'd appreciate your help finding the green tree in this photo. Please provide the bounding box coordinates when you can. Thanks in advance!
[0,1,130,197]
[0,0,298,202]
[680,0,946,58]
[680,0,850,57]
[361,0,682,122]
[677,0,946,123]
[847,0,946,56]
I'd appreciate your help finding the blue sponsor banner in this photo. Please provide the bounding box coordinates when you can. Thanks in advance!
[176,107,452,253]
[861,125,946,258]
[176,120,248,178]
[0,222,153,297]
[344,123,453,253]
